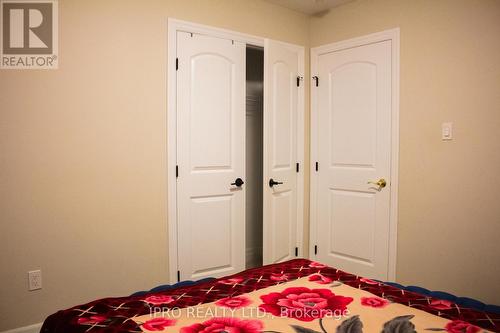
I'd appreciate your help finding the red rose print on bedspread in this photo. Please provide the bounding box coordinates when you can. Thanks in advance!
[430,299,453,310]
[259,287,353,322]
[215,296,252,309]
[445,320,481,333]
[218,277,245,285]
[308,261,327,269]
[144,295,175,305]
[359,277,378,285]
[308,274,333,285]
[360,296,390,308]
[180,317,263,333]
[270,273,289,281]
[141,318,176,331]
[77,315,107,325]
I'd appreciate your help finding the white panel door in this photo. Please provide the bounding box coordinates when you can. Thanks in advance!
[263,40,302,264]
[177,32,246,280]
[315,40,392,279]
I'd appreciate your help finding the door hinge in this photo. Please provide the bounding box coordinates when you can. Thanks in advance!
[314,245,318,255]
[313,76,319,87]
[296,163,299,173]
[177,270,180,282]
[315,162,319,172]
[176,165,179,178]
[295,247,298,257]
[176,58,179,71]
[296,76,303,87]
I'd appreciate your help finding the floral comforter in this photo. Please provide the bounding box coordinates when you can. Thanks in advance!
[41,259,499,333]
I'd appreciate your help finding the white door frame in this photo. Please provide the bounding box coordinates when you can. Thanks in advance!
[309,28,400,281]
[167,18,305,283]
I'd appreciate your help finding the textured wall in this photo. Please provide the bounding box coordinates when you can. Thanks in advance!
[0,0,309,330]
[309,0,500,304]
[2,0,499,330]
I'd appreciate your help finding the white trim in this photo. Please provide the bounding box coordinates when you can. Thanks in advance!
[388,29,400,282]
[1,323,42,333]
[296,46,305,258]
[309,46,319,261]
[262,43,270,264]
[167,18,178,284]
[167,18,305,283]
[169,19,264,48]
[309,28,400,281]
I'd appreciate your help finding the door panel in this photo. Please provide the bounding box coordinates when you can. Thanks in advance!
[263,40,301,264]
[315,40,392,279]
[272,62,293,168]
[177,32,246,280]
[330,63,377,167]
[329,189,375,263]
[190,54,233,169]
[272,191,292,262]
[191,195,232,274]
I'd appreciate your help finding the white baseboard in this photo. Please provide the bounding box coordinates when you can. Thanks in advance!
[1,323,42,333]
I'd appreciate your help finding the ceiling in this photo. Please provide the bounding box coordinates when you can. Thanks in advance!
[265,0,353,15]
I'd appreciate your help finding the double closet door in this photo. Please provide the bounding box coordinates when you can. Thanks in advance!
[176,31,304,280]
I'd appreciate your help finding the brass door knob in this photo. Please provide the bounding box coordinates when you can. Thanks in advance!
[368,178,387,190]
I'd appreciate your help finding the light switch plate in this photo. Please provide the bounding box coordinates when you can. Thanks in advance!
[442,122,453,140]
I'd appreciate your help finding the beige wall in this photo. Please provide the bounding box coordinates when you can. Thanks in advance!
[0,0,309,330]
[310,0,500,304]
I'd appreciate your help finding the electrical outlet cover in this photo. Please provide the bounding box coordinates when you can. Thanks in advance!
[28,270,42,291]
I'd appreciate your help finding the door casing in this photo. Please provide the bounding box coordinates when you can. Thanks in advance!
[310,28,400,281]
[167,18,305,283]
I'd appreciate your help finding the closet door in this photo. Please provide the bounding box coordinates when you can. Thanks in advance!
[176,32,246,280]
[263,40,303,264]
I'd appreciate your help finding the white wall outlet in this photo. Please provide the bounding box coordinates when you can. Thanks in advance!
[28,270,42,291]
[442,122,453,140]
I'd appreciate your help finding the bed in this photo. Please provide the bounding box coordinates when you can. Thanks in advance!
[41,259,500,332]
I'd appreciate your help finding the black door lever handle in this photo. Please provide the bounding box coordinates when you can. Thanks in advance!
[231,178,244,187]
[269,178,283,188]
